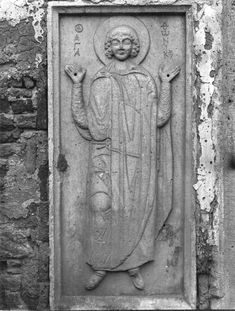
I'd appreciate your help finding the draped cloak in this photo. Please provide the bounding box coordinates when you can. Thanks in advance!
[76,61,173,271]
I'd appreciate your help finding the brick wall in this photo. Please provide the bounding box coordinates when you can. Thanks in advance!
[0,5,49,310]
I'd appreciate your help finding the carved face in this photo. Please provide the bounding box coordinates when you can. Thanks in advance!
[105,25,140,61]
[110,32,133,61]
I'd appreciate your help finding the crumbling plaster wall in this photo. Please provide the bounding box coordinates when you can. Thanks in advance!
[193,1,224,309]
[0,0,230,309]
[219,0,235,309]
[0,0,49,309]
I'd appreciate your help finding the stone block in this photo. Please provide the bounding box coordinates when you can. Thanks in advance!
[0,225,33,259]
[21,260,40,309]
[25,138,37,174]
[35,132,48,167]
[8,88,32,98]
[7,259,22,275]
[0,97,10,113]
[1,150,40,219]
[36,89,47,130]
[7,259,22,268]
[5,290,27,309]
[6,266,22,274]
[16,214,39,229]
[14,114,37,129]
[38,243,49,281]
[0,159,8,177]
[0,114,15,131]
[0,280,6,309]
[0,177,5,191]
[38,202,49,224]
[11,79,23,88]
[0,143,21,158]
[37,282,49,311]
[11,99,34,114]
[38,224,49,243]
[2,274,21,291]
[49,3,196,310]
[23,76,35,89]
[38,163,48,201]
[0,128,22,143]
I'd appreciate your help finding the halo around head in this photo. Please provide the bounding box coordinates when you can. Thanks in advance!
[94,17,150,65]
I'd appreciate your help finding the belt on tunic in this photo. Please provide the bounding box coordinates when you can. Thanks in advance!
[110,147,140,159]
[91,140,140,158]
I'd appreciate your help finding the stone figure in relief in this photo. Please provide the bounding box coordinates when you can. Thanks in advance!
[65,17,180,291]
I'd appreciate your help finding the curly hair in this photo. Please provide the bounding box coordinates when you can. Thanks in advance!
[104,26,140,59]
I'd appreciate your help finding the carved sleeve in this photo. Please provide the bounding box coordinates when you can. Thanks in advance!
[157,82,171,128]
[71,82,88,129]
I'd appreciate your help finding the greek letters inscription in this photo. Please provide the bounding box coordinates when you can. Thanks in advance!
[161,21,173,59]
[74,24,83,57]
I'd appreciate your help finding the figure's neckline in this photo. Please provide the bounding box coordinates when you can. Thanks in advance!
[107,60,137,74]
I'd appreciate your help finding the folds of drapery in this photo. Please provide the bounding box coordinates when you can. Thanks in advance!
[73,65,173,270]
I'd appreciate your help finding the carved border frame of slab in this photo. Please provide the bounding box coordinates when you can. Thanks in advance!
[48,2,196,309]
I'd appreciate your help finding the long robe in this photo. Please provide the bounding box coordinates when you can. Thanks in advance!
[77,61,172,271]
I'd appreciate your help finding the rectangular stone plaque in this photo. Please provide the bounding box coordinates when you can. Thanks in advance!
[48,2,196,309]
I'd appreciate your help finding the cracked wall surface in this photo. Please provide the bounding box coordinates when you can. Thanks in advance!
[0,0,233,309]
[0,0,48,309]
[193,2,224,309]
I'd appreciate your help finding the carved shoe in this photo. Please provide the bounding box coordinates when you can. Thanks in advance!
[128,267,145,290]
[85,270,107,290]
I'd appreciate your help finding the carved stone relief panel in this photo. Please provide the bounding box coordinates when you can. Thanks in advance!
[49,3,195,310]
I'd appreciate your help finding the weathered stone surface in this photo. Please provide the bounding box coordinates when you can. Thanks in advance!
[219,1,235,309]
[38,223,49,243]
[2,274,22,291]
[5,290,27,309]
[0,128,22,143]
[11,99,34,114]
[0,114,15,130]
[38,202,48,224]
[11,78,23,88]
[14,114,37,129]
[37,282,49,311]
[0,97,10,113]
[56,153,68,172]
[38,243,49,281]
[0,277,6,309]
[38,163,48,201]
[7,259,22,274]
[23,76,35,89]
[65,15,180,291]
[0,0,233,309]
[0,225,33,259]
[1,152,39,219]
[0,159,8,192]
[36,88,47,130]
[8,88,32,98]
[21,259,40,310]
[15,207,38,229]
[0,1,47,309]
[0,159,8,177]
[50,4,196,310]
[0,143,21,157]
[25,139,37,174]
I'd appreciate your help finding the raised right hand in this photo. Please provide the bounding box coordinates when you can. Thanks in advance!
[65,65,86,84]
